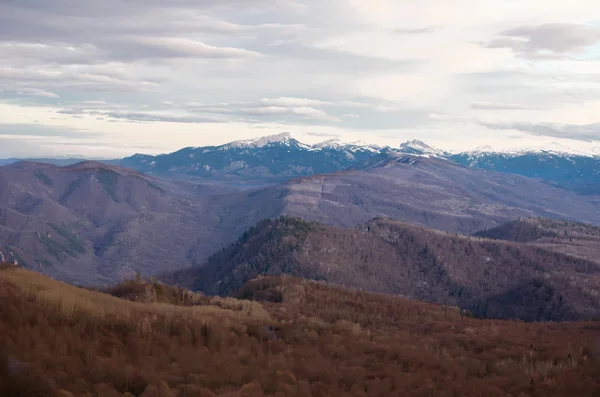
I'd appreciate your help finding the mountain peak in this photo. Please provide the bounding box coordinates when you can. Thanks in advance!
[252,132,293,147]
[399,140,447,158]
[226,132,295,149]
[312,138,342,149]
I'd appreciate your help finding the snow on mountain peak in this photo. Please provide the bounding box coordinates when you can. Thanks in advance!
[399,140,447,158]
[225,132,295,149]
[252,132,293,147]
[312,138,342,149]
[467,142,600,158]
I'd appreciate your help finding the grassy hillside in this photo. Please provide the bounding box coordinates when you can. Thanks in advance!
[2,265,600,396]
[165,216,600,322]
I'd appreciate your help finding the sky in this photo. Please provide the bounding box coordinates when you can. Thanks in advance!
[1,0,600,158]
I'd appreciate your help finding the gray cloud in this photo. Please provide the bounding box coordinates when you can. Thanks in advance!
[4,87,60,99]
[57,109,229,124]
[182,97,429,128]
[185,101,340,123]
[0,1,293,63]
[479,121,600,142]
[0,65,160,93]
[486,23,600,59]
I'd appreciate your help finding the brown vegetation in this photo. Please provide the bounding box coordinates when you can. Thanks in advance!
[164,216,600,322]
[2,266,600,397]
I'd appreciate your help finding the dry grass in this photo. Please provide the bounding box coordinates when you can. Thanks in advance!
[0,267,270,324]
[1,267,600,397]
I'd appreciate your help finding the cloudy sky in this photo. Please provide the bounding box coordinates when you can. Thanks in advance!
[1,0,600,158]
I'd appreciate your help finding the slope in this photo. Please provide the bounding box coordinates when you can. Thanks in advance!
[3,156,600,286]
[0,161,231,285]
[475,218,600,265]
[165,216,600,321]
[2,265,600,397]
[276,156,600,233]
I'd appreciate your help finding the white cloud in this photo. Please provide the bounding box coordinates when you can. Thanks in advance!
[125,37,261,58]
[259,97,327,107]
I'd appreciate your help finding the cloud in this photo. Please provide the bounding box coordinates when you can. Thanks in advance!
[0,123,100,138]
[486,23,600,59]
[393,26,436,35]
[13,87,59,98]
[57,108,229,124]
[259,97,328,107]
[478,120,600,142]
[241,106,339,121]
[182,97,430,127]
[305,131,340,138]
[470,101,536,110]
[113,37,261,59]
[3,0,600,156]
[0,65,160,92]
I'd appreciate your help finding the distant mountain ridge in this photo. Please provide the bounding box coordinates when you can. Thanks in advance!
[450,149,600,195]
[3,133,600,194]
[118,132,397,181]
[116,134,600,194]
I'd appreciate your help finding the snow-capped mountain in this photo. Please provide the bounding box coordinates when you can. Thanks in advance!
[117,133,600,193]
[450,148,600,195]
[399,140,450,158]
[223,132,310,150]
[118,133,398,180]
[8,132,598,195]
[463,141,600,158]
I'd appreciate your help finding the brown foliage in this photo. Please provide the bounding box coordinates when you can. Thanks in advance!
[105,278,208,306]
[2,266,600,396]
[165,217,600,321]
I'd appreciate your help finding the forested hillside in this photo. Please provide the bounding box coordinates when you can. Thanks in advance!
[165,217,600,321]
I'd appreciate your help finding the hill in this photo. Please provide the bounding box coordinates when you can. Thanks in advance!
[272,156,600,233]
[2,265,600,396]
[2,157,600,286]
[0,161,242,285]
[165,216,600,322]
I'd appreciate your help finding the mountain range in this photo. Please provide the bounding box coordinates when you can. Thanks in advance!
[3,133,600,194]
[1,153,600,287]
[117,134,600,195]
